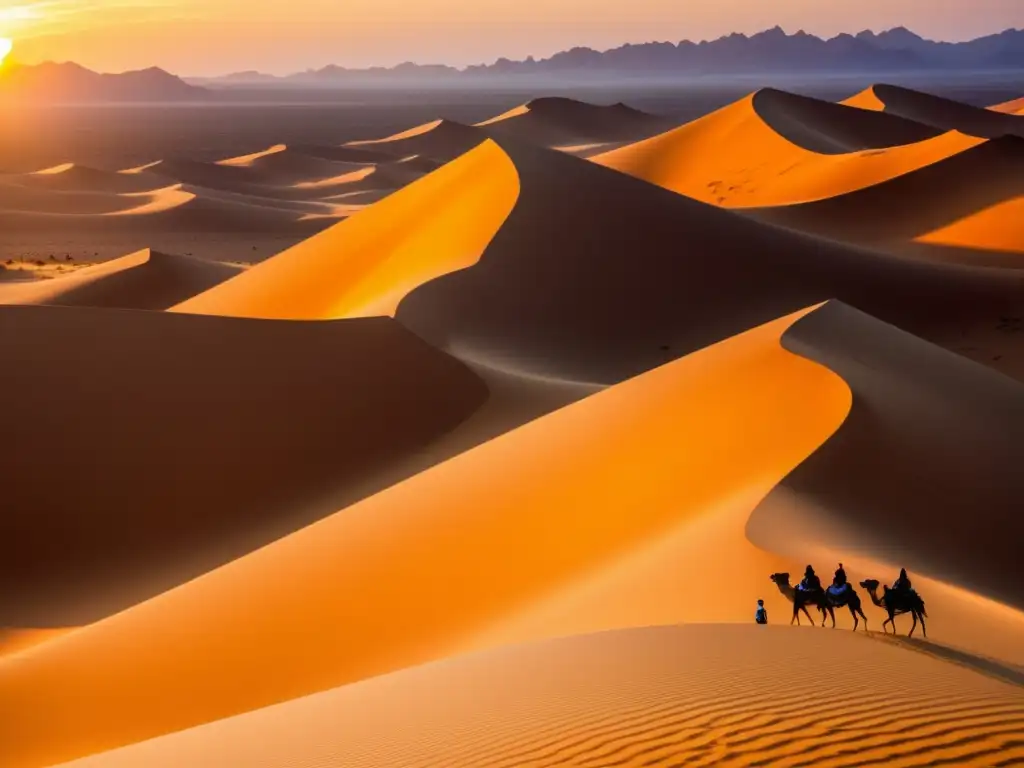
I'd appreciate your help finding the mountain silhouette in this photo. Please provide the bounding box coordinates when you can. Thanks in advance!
[0,62,207,102]
[200,26,1024,85]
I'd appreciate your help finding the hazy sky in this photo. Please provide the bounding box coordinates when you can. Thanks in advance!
[1,0,1021,75]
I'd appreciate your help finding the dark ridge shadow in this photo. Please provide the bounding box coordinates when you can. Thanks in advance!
[748,136,1024,242]
[864,632,1024,689]
[751,87,938,154]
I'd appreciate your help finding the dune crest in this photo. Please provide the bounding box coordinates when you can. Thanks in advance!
[593,90,981,207]
[846,84,1024,138]
[173,139,519,319]
[0,306,850,768]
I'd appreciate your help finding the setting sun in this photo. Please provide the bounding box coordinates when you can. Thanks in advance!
[0,38,12,65]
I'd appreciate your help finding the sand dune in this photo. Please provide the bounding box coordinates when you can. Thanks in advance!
[397,137,1024,384]
[0,306,852,767]
[750,135,1024,251]
[752,302,1024,613]
[52,626,1024,768]
[475,96,669,147]
[593,91,981,207]
[215,143,367,183]
[0,306,485,627]
[750,87,938,152]
[846,84,1024,138]
[0,248,242,309]
[990,96,1024,114]
[9,163,166,194]
[917,196,1024,255]
[173,139,519,319]
[345,118,489,162]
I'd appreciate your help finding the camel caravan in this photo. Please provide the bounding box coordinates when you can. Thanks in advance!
[769,564,928,637]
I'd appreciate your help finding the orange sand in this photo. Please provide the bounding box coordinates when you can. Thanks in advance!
[0,306,850,767]
[173,140,519,319]
[53,626,1024,768]
[917,196,1024,254]
[593,94,982,207]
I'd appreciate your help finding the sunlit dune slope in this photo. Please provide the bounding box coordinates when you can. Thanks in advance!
[173,140,519,319]
[54,626,1024,768]
[750,136,1024,249]
[989,96,1024,114]
[594,90,977,207]
[397,137,1024,384]
[0,306,485,626]
[753,302,1024,616]
[0,248,241,309]
[345,118,489,162]
[475,96,669,148]
[845,84,1024,138]
[918,196,1024,255]
[0,307,851,768]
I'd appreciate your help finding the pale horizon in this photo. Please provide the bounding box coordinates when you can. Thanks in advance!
[0,0,1021,77]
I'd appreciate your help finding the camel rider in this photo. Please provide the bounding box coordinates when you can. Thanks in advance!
[829,563,848,595]
[798,565,821,593]
[892,568,912,594]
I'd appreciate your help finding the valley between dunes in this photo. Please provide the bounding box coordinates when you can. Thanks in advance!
[2,84,1024,768]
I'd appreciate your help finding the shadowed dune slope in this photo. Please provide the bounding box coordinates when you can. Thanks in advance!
[751,301,1024,611]
[173,140,519,319]
[53,626,1024,768]
[845,84,1024,138]
[9,164,166,194]
[0,307,851,768]
[593,92,979,207]
[0,248,241,309]
[476,96,670,147]
[0,306,486,626]
[749,87,938,152]
[345,119,490,163]
[214,144,366,183]
[397,138,1024,384]
[750,136,1024,246]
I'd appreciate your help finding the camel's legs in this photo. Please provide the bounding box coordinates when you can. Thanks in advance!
[800,605,813,625]
[919,613,927,638]
[828,606,836,628]
[909,612,918,637]
[849,605,859,631]
[882,614,893,634]
[858,607,868,632]
[791,603,800,625]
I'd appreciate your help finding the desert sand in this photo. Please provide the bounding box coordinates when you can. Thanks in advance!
[50,626,1024,768]
[4,83,1024,768]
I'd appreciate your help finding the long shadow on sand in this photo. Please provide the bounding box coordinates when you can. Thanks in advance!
[864,633,1024,689]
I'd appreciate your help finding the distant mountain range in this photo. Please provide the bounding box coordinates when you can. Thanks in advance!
[4,26,1024,102]
[196,26,1024,86]
[0,61,206,102]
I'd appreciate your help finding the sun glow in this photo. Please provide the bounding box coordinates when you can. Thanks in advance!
[0,38,12,65]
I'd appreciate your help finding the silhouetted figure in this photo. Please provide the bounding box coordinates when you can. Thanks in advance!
[833,562,848,589]
[755,599,768,625]
[798,565,821,593]
[892,568,912,594]
[860,578,927,638]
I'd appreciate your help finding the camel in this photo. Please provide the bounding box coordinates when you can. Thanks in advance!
[769,573,829,626]
[860,579,928,638]
[820,582,869,631]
